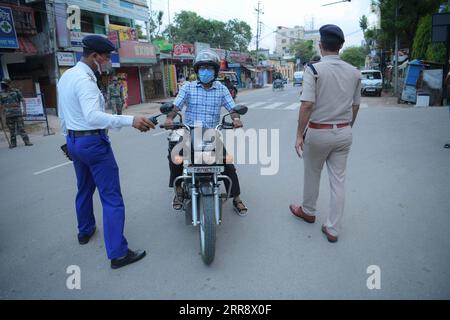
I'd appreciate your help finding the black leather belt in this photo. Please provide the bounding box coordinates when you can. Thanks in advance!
[68,129,107,137]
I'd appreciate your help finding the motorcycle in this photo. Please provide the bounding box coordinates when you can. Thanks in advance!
[150,103,248,265]
[272,79,284,91]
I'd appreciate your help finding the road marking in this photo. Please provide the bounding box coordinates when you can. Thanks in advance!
[33,161,72,175]
[152,131,167,136]
[285,103,299,110]
[263,102,284,109]
[360,103,369,109]
[247,102,266,109]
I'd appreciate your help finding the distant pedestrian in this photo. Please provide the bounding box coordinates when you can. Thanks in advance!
[0,79,32,148]
[289,24,361,243]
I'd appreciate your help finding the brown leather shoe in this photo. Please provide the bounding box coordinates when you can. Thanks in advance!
[321,225,338,243]
[289,204,315,223]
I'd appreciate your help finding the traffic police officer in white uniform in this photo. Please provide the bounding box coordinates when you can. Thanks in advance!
[289,24,361,243]
[58,35,155,269]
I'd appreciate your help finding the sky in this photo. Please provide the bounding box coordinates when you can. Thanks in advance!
[148,0,378,52]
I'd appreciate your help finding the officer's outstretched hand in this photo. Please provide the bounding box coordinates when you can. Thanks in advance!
[133,116,155,132]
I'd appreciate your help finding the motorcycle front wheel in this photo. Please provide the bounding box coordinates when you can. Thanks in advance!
[199,194,216,265]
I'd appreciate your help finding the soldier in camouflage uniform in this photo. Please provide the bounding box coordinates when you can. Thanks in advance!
[107,77,124,115]
[0,79,32,148]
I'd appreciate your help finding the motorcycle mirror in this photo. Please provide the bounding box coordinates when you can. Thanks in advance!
[160,102,174,114]
[231,104,248,115]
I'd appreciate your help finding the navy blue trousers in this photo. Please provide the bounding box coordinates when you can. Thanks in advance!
[67,133,128,260]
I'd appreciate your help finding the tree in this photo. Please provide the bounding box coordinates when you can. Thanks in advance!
[411,14,447,63]
[340,46,368,68]
[163,11,252,51]
[373,0,442,53]
[149,10,164,40]
[359,15,369,33]
[289,39,316,65]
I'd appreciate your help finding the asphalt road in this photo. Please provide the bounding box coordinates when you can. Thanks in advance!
[1,84,449,299]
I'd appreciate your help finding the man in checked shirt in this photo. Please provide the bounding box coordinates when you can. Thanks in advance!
[164,49,248,215]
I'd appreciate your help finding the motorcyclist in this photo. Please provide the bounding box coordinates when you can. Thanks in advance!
[163,49,248,216]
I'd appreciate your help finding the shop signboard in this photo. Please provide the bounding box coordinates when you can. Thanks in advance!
[57,52,76,66]
[173,43,194,59]
[117,40,157,64]
[228,51,250,63]
[109,24,137,42]
[0,6,19,49]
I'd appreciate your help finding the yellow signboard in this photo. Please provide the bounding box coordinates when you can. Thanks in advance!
[108,24,137,42]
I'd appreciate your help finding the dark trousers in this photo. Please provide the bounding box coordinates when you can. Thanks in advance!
[67,133,128,260]
[168,144,241,198]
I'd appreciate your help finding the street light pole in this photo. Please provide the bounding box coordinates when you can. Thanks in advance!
[394,0,399,96]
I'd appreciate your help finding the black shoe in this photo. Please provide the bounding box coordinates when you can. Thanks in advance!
[444,143,450,149]
[9,144,16,149]
[77,227,96,245]
[25,142,33,146]
[111,249,146,269]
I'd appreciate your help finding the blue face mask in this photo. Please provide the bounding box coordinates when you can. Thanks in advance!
[198,69,215,84]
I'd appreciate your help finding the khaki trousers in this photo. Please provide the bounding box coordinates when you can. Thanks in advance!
[302,126,352,236]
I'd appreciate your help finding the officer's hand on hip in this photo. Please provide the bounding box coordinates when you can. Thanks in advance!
[133,116,155,132]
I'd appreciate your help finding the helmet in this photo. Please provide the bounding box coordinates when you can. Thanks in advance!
[193,49,220,77]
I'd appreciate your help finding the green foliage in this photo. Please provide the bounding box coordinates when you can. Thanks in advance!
[411,10,447,63]
[149,10,164,40]
[359,15,369,32]
[373,0,442,51]
[163,11,252,51]
[289,39,316,64]
[340,46,368,68]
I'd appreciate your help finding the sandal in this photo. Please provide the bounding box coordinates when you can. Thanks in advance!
[172,189,183,210]
[233,199,248,216]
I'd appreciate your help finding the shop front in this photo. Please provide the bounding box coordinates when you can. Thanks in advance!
[116,40,158,106]
[160,44,195,96]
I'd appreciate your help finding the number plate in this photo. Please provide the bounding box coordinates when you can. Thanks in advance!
[187,166,224,174]
[366,88,376,92]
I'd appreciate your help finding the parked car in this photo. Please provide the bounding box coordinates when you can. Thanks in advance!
[293,71,303,86]
[361,70,383,97]
[217,71,238,99]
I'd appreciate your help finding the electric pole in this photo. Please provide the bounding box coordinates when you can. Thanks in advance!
[255,1,264,53]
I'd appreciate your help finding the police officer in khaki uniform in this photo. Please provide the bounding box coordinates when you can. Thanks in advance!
[289,24,361,243]
[0,79,33,148]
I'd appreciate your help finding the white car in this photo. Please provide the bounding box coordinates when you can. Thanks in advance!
[361,70,383,97]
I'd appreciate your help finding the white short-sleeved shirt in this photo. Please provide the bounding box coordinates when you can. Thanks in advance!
[57,61,133,135]
[300,55,361,124]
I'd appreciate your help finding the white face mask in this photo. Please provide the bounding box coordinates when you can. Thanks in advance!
[93,58,101,72]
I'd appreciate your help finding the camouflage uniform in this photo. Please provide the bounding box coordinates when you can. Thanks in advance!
[0,80,32,148]
[107,80,124,115]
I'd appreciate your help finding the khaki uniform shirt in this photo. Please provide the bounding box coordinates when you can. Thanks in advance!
[300,55,361,124]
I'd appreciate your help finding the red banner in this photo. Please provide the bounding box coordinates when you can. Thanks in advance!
[173,43,194,57]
